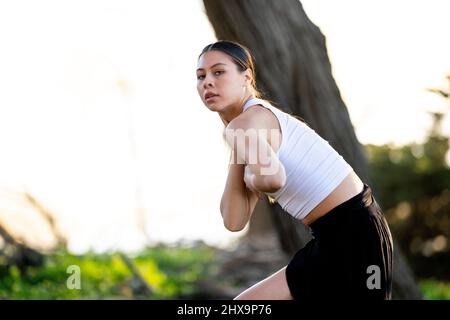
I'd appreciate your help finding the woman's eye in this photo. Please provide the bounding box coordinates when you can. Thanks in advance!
[197,71,223,80]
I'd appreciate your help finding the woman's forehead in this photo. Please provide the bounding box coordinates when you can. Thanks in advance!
[197,51,232,70]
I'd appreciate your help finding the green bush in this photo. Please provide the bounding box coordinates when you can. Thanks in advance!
[419,279,450,300]
[0,243,216,300]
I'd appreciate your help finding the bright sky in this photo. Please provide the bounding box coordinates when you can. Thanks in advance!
[0,0,449,253]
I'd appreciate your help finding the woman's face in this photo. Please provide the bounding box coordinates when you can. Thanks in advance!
[196,50,250,112]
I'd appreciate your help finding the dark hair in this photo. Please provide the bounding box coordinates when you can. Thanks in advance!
[198,40,263,98]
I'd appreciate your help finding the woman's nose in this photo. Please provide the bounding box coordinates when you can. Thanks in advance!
[203,75,213,89]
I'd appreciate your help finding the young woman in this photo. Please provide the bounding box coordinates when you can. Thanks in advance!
[196,40,393,300]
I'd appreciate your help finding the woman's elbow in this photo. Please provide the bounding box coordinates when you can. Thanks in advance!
[222,214,246,232]
[264,166,286,193]
[272,173,286,191]
[220,208,247,232]
[224,221,245,232]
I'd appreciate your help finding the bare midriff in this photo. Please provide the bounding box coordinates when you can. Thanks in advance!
[301,171,365,226]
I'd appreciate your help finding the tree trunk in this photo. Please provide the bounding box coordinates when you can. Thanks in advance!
[203,0,423,299]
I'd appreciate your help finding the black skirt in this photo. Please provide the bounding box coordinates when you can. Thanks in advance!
[285,184,394,300]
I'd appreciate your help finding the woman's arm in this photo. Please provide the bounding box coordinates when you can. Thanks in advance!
[220,150,260,232]
[224,115,286,193]
[220,114,252,232]
[219,109,285,232]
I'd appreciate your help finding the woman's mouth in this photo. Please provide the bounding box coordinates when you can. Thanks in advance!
[206,94,219,102]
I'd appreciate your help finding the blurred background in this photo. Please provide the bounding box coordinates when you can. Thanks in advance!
[0,0,449,299]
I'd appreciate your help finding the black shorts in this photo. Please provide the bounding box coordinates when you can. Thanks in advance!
[285,183,393,300]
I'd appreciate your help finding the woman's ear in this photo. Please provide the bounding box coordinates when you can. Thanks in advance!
[243,69,252,85]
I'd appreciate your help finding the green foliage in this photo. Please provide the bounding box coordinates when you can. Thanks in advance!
[0,243,216,300]
[366,142,450,208]
[419,279,450,300]
[133,243,216,298]
[0,249,132,299]
[365,109,450,280]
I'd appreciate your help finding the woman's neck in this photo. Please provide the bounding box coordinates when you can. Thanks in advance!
[220,94,255,125]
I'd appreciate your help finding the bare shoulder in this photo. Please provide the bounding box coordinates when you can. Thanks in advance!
[226,104,282,155]
[228,105,273,131]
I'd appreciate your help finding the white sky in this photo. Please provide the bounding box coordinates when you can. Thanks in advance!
[0,0,449,253]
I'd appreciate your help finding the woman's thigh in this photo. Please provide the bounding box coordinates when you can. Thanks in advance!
[233,266,294,300]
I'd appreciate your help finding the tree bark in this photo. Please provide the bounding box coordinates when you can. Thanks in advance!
[203,0,422,299]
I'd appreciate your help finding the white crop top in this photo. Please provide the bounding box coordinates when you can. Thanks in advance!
[242,97,353,220]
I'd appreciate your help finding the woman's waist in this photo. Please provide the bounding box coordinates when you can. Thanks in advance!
[301,171,365,226]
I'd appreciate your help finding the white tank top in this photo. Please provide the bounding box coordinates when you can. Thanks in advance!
[242,97,353,220]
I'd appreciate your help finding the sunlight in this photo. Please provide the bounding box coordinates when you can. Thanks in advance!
[0,0,449,251]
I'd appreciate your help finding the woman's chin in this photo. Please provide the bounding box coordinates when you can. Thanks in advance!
[207,103,222,111]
